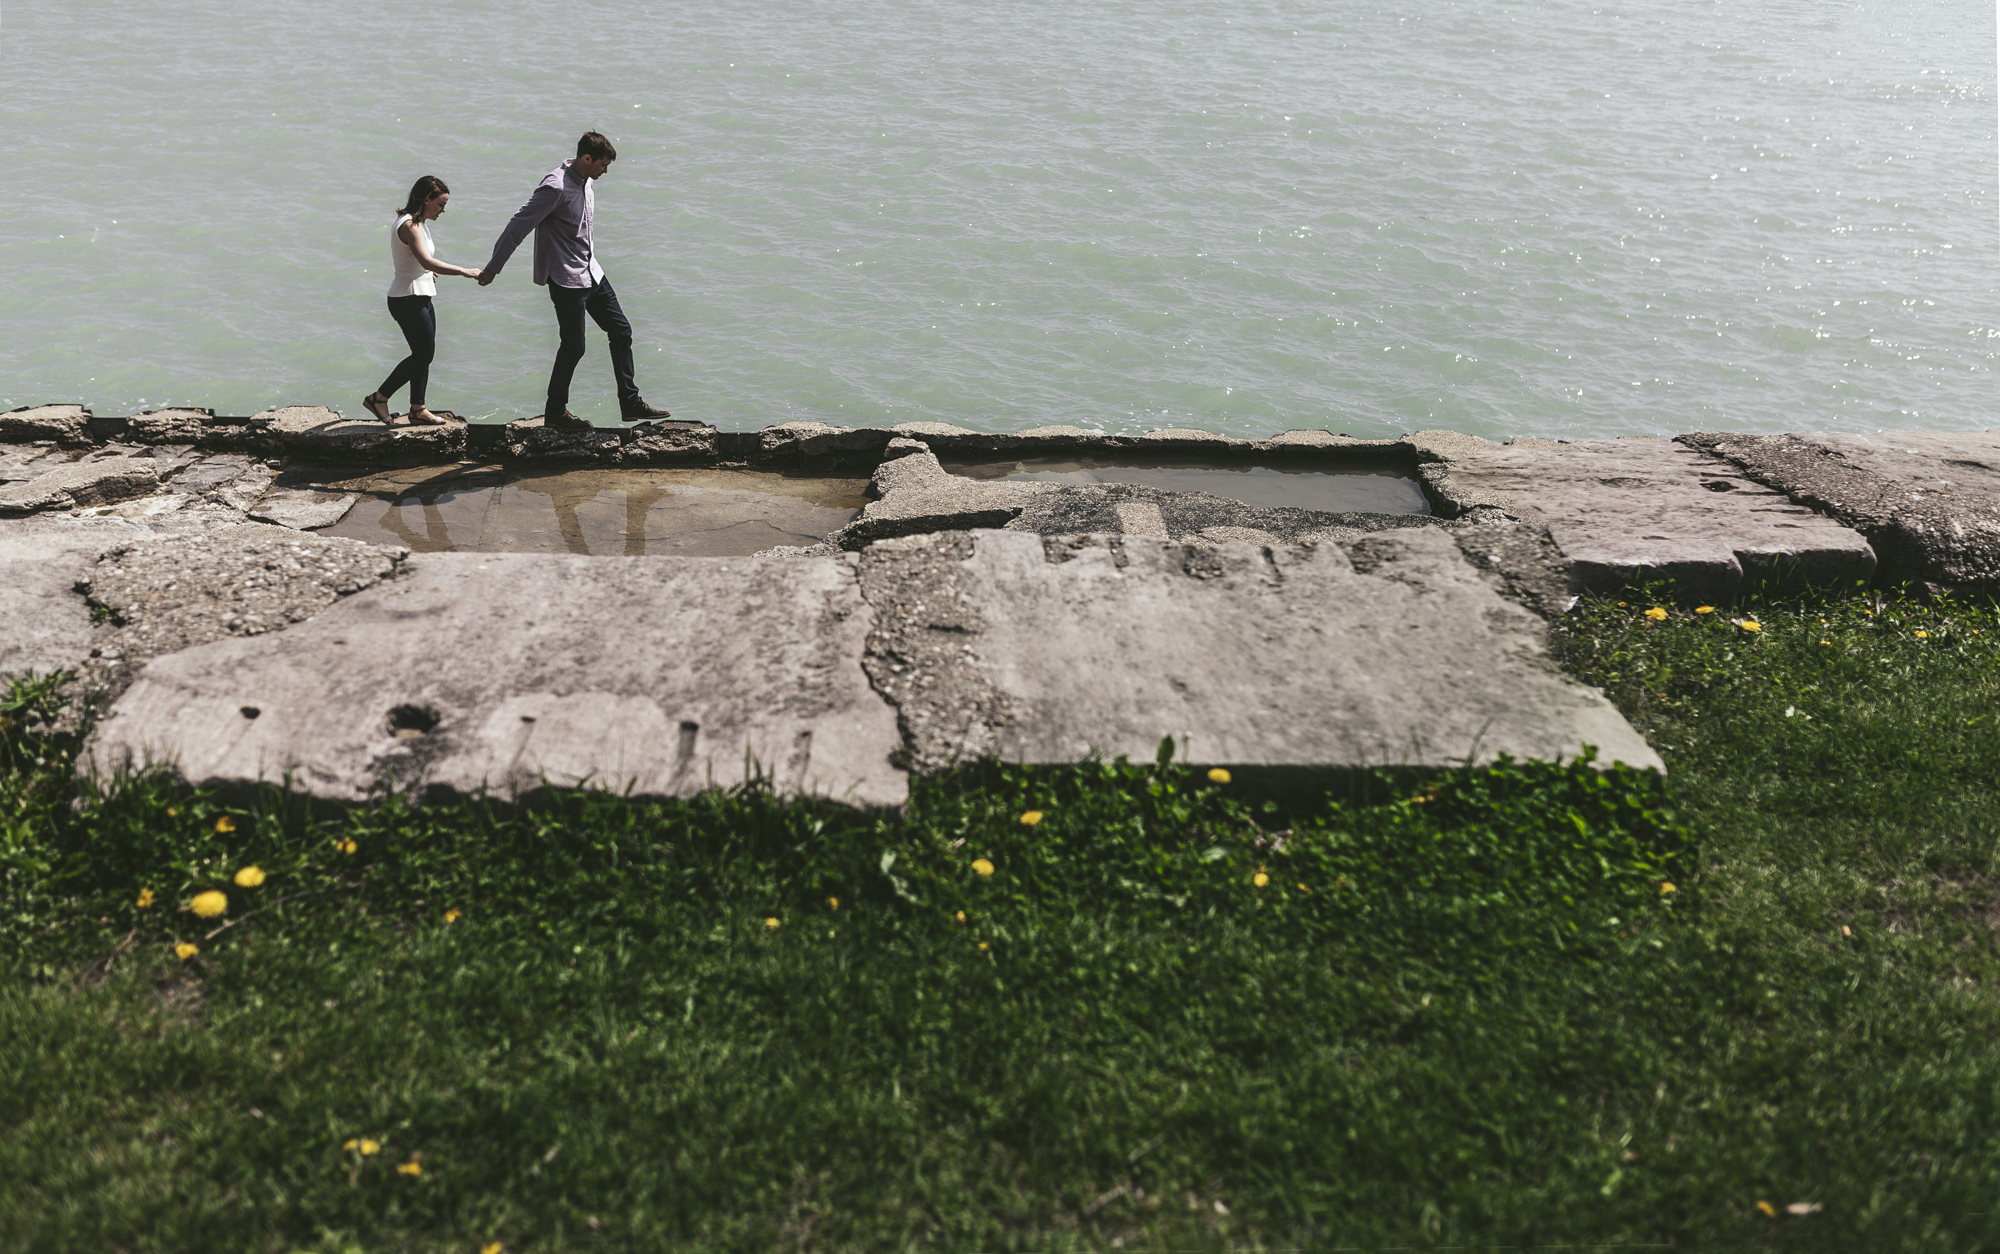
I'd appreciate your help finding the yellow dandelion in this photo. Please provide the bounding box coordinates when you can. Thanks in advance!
[954,911,967,924]
[1617,601,1627,607]
[166,807,179,817]
[337,838,357,855]
[1252,869,1270,889]
[1660,882,1677,895]
[1821,640,1832,646]
[1738,620,1762,633]
[214,815,236,834]
[359,1138,380,1156]
[827,897,839,910]
[341,1138,358,1152]
[978,942,990,952]
[397,1157,423,1177]
[190,890,227,918]
[1755,1200,1776,1218]
[1297,883,1310,893]
[1207,767,1231,784]
[971,858,995,876]
[764,917,780,930]
[233,865,265,888]
[482,1245,504,1254]
[135,888,155,909]
[1644,607,1667,621]
[444,908,461,923]
[174,941,198,961]
[1018,810,1043,826]
[1915,630,1929,639]
[1694,605,1714,614]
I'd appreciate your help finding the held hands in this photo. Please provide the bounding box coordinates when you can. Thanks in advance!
[476,269,497,286]
[461,267,483,281]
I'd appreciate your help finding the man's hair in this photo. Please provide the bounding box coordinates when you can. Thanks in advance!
[577,132,617,162]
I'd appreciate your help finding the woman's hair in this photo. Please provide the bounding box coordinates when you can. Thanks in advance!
[397,175,450,219]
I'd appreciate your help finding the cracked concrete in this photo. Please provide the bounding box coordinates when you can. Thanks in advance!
[857,528,1660,777]
[1678,430,2000,592]
[1412,433,1876,597]
[0,517,149,680]
[67,522,405,723]
[829,444,1434,553]
[0,456,159,514]
[87,550,907,808]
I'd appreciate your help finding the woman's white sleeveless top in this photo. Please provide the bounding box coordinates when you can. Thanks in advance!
[388,214,436,298]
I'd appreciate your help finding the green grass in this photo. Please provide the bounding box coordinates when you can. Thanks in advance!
[3,583,2000,1251]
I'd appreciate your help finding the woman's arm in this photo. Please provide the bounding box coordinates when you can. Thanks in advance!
[399,220,481,279]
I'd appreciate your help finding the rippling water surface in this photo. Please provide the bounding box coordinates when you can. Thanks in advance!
[3,0,1993,439]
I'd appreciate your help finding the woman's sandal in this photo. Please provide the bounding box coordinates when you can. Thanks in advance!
[408,408,450,426]
[362,393,394,423]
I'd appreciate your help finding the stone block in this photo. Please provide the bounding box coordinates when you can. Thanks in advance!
[858,528,1660,776]
[1680,430,2000,590]
[754,422,894,462]
[0,405,92,446]
[266,406,466,460]
[127,408,213,444]
[0,457,159,514]
[1416,434,1875,595]
[89,551,906,808]
[500,416,624,462]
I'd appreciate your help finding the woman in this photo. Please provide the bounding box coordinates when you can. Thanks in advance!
[362,175,481,425]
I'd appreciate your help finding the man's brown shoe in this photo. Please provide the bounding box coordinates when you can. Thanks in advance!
[543,409,592,430]
[620,399,673,422]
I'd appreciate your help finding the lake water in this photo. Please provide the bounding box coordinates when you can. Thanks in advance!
[317,465,869,556]
[3,0,1993,441]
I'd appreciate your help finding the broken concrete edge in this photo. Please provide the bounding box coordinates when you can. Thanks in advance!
[8,402,1499,480]
[54,522,414,731]
[823,441,1444,555]
[67,529,1662,816]
[1678,430,2000,592]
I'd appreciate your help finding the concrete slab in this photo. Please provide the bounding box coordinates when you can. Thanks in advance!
[0,405,91,446]
[127,409,213,443]
[1679,430,2000,590]
[1413,433,1876,596]
[0,517,148,679]
[249,489,359,530]
[0,444,76,483]
[857,527,1660,776]
[88,552,908,808]
[834,446,1435,552]
[64,522,407,727]
[265,406,466,460]
[0,456,159,514]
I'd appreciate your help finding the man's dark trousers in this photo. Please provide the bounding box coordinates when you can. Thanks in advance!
[546,277,640,416]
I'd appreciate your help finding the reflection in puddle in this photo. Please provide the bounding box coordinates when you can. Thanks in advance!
[318,465,870,556]
[939,456,1431,515]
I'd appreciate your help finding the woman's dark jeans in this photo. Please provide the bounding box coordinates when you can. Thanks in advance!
[378,294,436,408]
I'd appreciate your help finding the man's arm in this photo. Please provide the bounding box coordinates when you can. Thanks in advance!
[479,183,563,285]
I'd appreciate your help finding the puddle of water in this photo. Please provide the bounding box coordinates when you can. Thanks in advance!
[939,455,1431,515]
[315,465,870,556]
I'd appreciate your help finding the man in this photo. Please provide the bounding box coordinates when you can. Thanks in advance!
[479,132,676,428]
